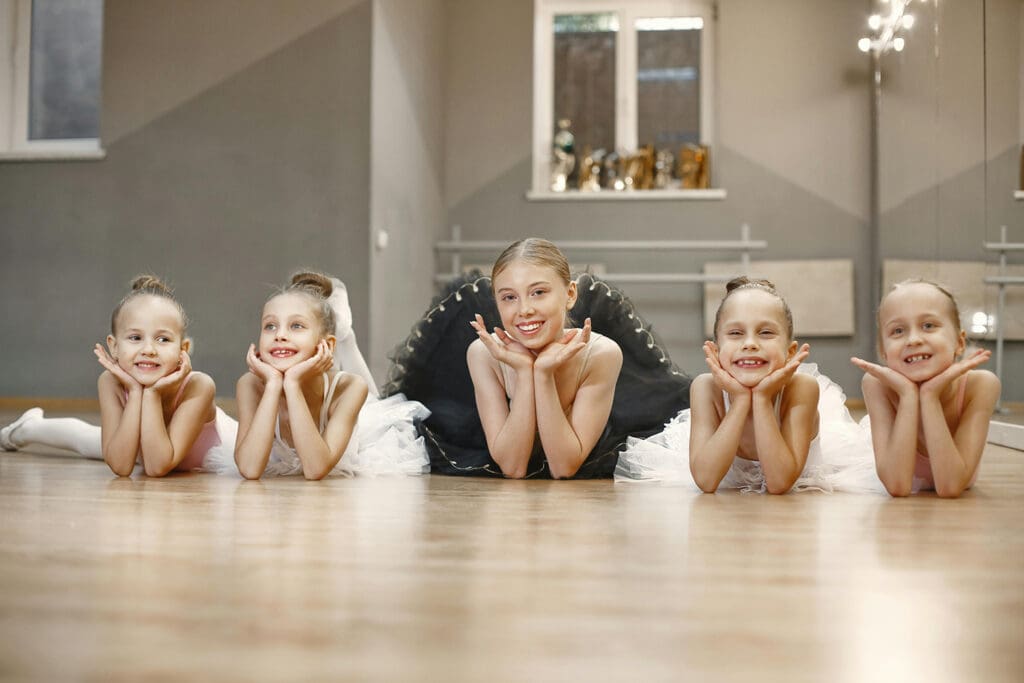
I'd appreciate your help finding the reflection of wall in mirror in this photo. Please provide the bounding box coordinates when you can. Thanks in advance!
[883,260,1024,341]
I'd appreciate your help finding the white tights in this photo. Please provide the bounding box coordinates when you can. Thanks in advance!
[8,414,103,459]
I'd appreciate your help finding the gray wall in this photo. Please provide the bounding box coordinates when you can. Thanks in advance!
[369,0,447,385]
[444,0,876,397]
[0,0,373,398]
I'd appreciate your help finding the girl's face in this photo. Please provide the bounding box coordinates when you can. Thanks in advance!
[493,261,576,351]
[107,295,189,387]
[878,283,965,383]
[259,293,333,372]
[715,289,797,388]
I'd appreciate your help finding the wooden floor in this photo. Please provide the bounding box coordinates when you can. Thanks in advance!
[1,412,1022,682]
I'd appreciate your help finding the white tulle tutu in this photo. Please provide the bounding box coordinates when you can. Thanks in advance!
[250,392,430,478]
[194,407,240,474]
[614,363,884,493]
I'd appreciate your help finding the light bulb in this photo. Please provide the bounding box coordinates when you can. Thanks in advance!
[902,14,915,29]
[893,37,905,51]
[868,14,882,30]
[858,38,872,52]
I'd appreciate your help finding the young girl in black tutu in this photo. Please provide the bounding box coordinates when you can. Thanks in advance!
[385,238,690,478]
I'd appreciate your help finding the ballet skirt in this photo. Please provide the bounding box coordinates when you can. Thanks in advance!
[614,363,883,493]
[384,271,691,478]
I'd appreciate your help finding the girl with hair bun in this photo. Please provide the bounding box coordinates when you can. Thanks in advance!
[616,276,880,493]
[386,237,691,479]
[234,270,429,479]
[1,275,237,477]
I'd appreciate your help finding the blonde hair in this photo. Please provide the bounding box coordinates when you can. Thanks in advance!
[270,270,336,338]
[713,276,793,339]
[491,238,571,286]
[878,278,963,353]
[110,275,188,336]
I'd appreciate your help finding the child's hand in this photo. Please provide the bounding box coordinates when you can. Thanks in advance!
[850,357,918,398]
[149,351,192,395]
[704,341,750,401]
[247,344,283,385]
[283,340,334,386]
[535,318,592,374]
[94,343,143,393]
[919,348,992,399]
[753,343,810,398]
[470,314,534,371]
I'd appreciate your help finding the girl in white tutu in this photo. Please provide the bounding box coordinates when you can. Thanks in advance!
[616,277,880,493]
[1,275,237,476]
[234,271,429,479]
[851,280,999,497]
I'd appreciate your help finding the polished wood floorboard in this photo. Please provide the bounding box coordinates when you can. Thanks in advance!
[1,411,1022,682]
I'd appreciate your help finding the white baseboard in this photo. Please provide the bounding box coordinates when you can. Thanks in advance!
[988,421,1024,450]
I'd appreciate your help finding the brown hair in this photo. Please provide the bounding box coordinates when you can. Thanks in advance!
[110,275,188,336]
[491,238,571,286]
[271,270,337,337]
[878,278,963,352]
[713,276,793,339]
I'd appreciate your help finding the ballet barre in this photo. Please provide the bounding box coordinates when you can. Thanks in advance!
[434,223,767,285]
[983,225,1023,412]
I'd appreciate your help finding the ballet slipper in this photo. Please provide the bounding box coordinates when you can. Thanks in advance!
[1,407,44,450]
[328,278,354,342]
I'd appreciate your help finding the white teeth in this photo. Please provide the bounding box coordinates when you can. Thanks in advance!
[518,323,541,332]
[905,354,930,364]
[736,359,763,367]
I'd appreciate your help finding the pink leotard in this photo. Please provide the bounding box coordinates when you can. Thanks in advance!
[123,374,220,471]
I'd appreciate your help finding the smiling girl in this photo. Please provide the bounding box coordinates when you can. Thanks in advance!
[616,277,879,494]
[386,238,690,479]
[852,280,999,497]
[1,276,236,477]
[234,271,430,480]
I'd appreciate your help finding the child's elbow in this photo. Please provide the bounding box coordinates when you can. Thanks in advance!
[501,465,528,479]
[303,466,331,481]
[934,481,965,499]
[235,456,264,481]
[107,461,135,478]
[883,480,912,497]
[765,480,793,495]
[144,461,174,478]
[690,467,720,493]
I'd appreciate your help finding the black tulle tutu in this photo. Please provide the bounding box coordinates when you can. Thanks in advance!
[384,271,691,478]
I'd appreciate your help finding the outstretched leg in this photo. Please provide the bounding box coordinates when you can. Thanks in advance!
[1,408,103,459]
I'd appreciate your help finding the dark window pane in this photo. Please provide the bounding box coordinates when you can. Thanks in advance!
[29,0,103,140]
[636,17,701,149]
[553,13,616,155]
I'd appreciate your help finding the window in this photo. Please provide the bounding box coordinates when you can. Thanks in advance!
[532,0,716,196]
[0,0,104,160]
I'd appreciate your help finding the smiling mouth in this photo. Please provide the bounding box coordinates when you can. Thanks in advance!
[905,354,931,364]
[734,359,767,368]
[516,321,543,336]
[270,349,297,358]
[135,362,161,371]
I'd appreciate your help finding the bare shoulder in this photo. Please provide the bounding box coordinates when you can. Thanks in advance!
[467,338,498,371]
[787,372,820,401]
[97,369,117,393]
[690,372,716,397]
[967,369,1001,402]
[236,371,262,396]
[589,334,623,369]
[183,371,216,398]
[336,371,368,396]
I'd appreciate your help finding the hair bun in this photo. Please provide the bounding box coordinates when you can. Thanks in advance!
[130,274,172,296]
[725,276,777,293]
[289,270,333,299]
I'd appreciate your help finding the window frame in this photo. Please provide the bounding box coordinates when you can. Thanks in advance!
[532,0,716,195]
[0,0,105,161]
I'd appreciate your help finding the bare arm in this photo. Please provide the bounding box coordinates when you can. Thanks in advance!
[749,346,814,494]
[137,354,216,477]
[286,370,368,481]
[852,358,920,496]
[535,331,621,479]
[95,345,144,477]
[689,342,756,493]
[467,336,537,478]
[234,345,284,480]
[919,353,998,497]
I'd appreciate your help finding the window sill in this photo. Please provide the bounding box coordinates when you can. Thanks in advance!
[526,188,727,202]
[0,148,106,162]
